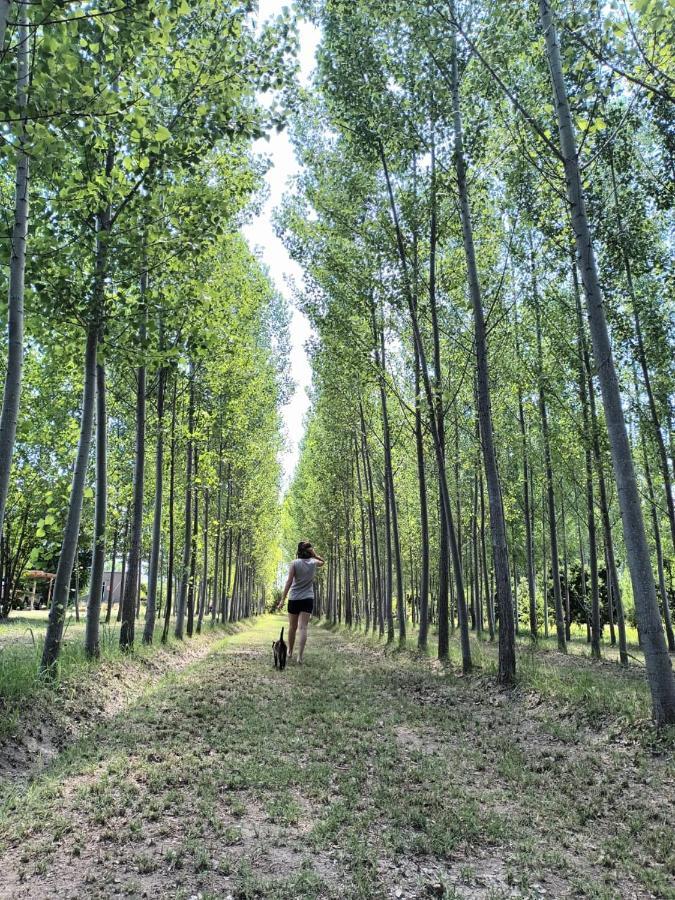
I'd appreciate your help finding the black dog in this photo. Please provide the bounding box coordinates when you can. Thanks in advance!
[273,627,287,670]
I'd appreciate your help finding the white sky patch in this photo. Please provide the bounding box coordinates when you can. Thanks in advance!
[242,3,320,492]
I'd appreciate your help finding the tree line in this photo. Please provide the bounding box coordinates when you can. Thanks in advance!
[281,0,675,725]
[0,2,294,668]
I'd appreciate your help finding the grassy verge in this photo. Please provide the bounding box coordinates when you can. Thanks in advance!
[1,614,673,899]
[319,617,657,729]
[0,612,256,741]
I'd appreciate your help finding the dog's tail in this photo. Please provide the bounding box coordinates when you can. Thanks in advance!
[280,627,284,641]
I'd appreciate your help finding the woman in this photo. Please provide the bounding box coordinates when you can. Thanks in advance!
[278,541,324,664]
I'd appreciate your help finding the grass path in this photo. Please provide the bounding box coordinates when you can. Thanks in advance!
[1,615,673,899]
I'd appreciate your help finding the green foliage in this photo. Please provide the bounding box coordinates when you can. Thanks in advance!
[0,1,298,638]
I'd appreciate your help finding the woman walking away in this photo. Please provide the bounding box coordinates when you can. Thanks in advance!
[278,541,324,664]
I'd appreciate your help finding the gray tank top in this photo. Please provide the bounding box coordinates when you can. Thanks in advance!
[289,558,318,600]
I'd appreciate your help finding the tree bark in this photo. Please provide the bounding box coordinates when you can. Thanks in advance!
[221,465,232,622]
[540,0,674,723]
[0,9,28,543]
[104,519,119,624]
[0,0,11,53]
[560,484,571,642]
[610,154,675,561]
[354,432,370,633]
[429,129,450,658]
[85,352,107,658]
[120,289,147,650]
[174,365,195,639]
[532,255,566,652]
[84,124,115,655]
[144,360,166,645]
[186,448,199,637]
[449,9,515,680]
[360,403,383,636]
[414,342,430,650]
[576,285,600,658]
[516,324,537,639]
[41,323,98,674]
[212,447,223,626]
[162,377,177,642]
[197,486,208,634]
[480,467,494,640]
[381,328,405,642]
[641,412,675,651]
[575,264,628,665]
[379,143,471,673]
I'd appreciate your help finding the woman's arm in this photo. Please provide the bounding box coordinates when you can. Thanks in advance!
[278,563,295,609]
[311,548,325,567]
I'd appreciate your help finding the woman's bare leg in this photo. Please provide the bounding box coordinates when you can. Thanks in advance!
[297,612,311,663]
[287,612,299,657]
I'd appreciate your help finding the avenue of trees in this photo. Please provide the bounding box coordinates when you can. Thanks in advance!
[281,0,675,725]
[1,0,674,730]
[0,2,293,666]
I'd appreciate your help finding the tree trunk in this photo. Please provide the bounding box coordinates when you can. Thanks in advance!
[471,458,480,634]
[104,519,119,624]
[576,286,600,658]
[344,494,353,627]
[0,10,29,543]
[187,448,199,638]
[516,329,537,640]
[162,377,177,642]
[449,10,514,680]
[382,330,405,642]
[144,361,166,645]
[512,528,519,635]
[196,487,208,634]
[373,314,396,643]
[641,417,675,651]
[212,448,223,626]
[429,130,450,658]
[575,265,628,665]
[221,466,232,622]
[610,154,675,561]
[41,323,98,674]
[85,352,107,657]
[414,343,430,649]
[379,145,471,673]
[542,484,549,639]
[74,558,80,622]
[540,0,675,723]
[120,291,147,651]
[175,365,195,639]
[480,467,495,640]
[354,432,370,633]
[360,404,383,636]
[117,515,128,622]
[0,0,12,52]
[83,117,114,655]
[532,255,566,652]
[560,484,571,642]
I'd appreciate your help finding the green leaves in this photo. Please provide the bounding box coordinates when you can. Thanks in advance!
[154,125,171,142]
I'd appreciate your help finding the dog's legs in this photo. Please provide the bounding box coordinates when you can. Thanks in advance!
[297,611,310,663]
[287,612,299,658]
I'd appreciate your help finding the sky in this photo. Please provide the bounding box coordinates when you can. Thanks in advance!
[241,4,321,491]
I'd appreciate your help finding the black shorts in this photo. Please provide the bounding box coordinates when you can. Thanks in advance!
[288,597,314,615]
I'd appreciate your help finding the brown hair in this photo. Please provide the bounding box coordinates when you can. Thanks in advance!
[297,541,313,559]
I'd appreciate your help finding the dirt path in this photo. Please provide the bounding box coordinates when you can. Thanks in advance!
[1,616,673,899]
